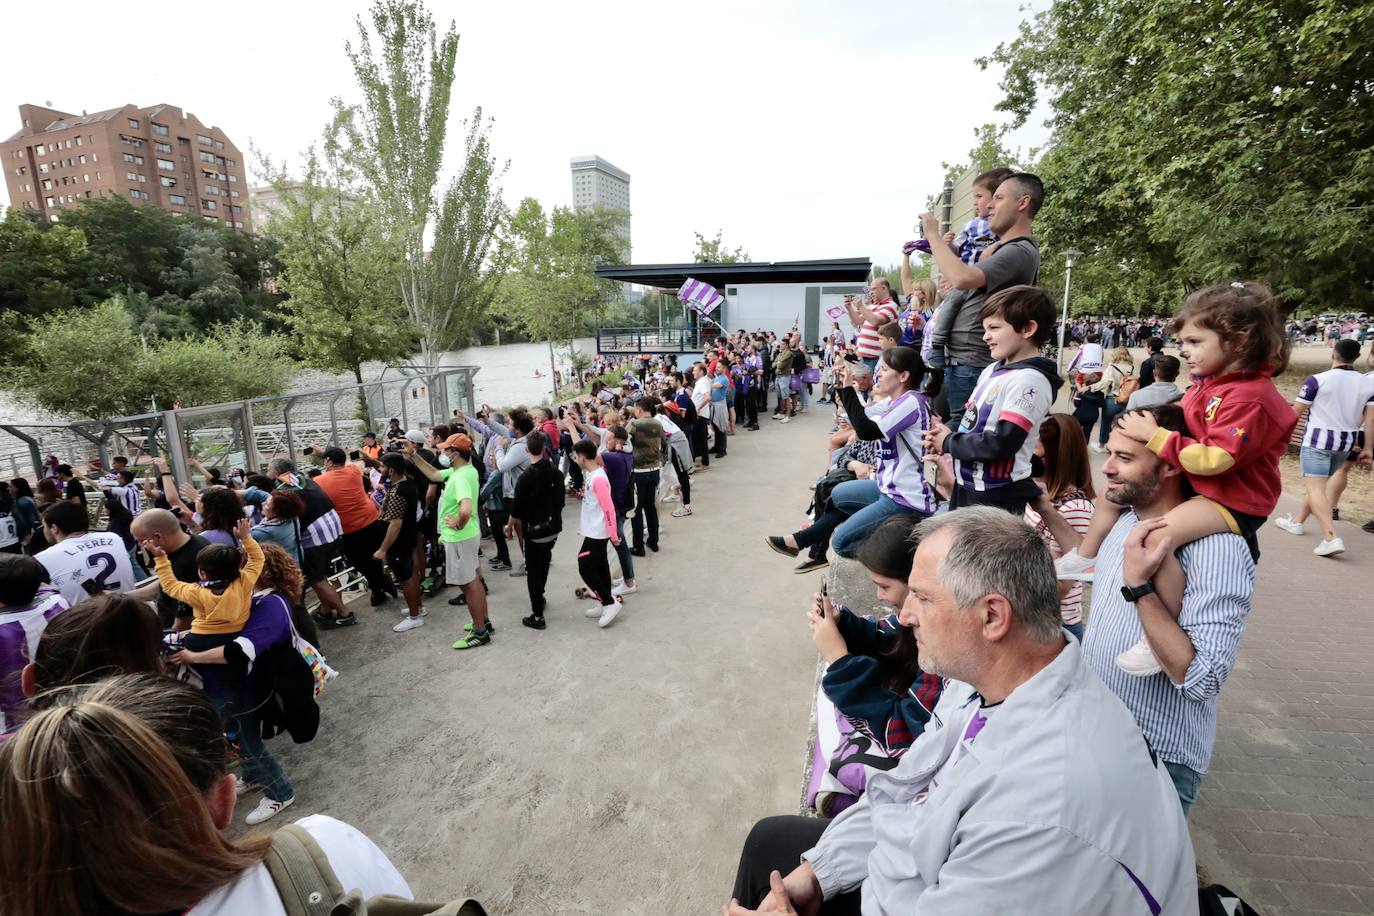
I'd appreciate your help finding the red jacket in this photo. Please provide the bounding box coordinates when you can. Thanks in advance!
[1147,369,1296,516]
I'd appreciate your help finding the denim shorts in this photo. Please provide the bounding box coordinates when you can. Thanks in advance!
[1300,445,1346,478]
[775,375,793,399]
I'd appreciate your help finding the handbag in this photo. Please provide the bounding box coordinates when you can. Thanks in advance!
[789,374,801,392]
[1115,375,1140,405]
[802,367,822,384]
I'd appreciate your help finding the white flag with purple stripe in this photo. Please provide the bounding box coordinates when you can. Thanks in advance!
[677,277,723,317]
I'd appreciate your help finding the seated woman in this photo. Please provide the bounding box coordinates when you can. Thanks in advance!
[169,542,305,826]
[767,346,941,573]
[0,673,410,914]
[1024,414,1096,640]
[804,515,944,816]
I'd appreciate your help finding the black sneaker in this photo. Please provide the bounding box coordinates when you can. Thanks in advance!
[448,593,468,606]
[766,536,799,558]
[522,614,547,630]
[1332,507,1341,521]
[1363,518,1374,534]
[631,547,646,557]
[488,558,512,571]
[795,556,829,574]
[647,543,659,553]
[370,593,389,607]
[328,613,359,627]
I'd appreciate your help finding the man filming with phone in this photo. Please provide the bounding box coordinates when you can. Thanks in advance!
[317,447,395,608]
[843,280,900,374]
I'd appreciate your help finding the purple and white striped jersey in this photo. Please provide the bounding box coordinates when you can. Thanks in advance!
[952,360,1058,492]
[109,483,143,517]
[1296,367,1374,452]
[0,586,68,731]
[867,391,937,514]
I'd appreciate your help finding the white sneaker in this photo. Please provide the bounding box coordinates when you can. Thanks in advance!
[585,604,604,618]
[1055,548,1096,582]
[598,599,623,628]
[235,775,262,797]
[1115,639,1162,677]
[1314,537,1346,557]
[1090,443,1107,454]
[612,582,637,597]
[400,606,429,617]
[771,413,783,420]
[245,794,295,825]
[662,492,680,503]
[1274,515,1305,536]
[671,506,693,518]
[393,614,425,632]
[612,577,624,587]
[780,416,791,424]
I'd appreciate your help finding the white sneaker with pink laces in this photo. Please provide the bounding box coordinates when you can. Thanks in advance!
[1115,638,1163,677]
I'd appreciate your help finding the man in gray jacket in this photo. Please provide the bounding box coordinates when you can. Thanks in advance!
[726,507,1196,915]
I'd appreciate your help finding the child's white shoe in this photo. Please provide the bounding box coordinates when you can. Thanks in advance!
[1115,638,1163,677]
[1055,548,1096,582]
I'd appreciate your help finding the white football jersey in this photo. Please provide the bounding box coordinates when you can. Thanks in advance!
[35,531,139,606]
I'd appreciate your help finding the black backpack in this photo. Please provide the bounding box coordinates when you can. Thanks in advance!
[255,640,320,743]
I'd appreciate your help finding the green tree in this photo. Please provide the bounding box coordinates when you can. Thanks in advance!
[260,137,416,390]
[335,0,508,368]
[498,198,628,396]
[981,0,1374,312]
[0,207,87,319]
[3,297,293,418]
[692,230,749,263]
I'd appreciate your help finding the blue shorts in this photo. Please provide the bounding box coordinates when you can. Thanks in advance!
[775,375,793,400]
[1300,445,1345,478]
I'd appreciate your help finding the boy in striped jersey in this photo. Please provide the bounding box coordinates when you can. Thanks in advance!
[925,285,1061,515]
[1274,338,1374,554]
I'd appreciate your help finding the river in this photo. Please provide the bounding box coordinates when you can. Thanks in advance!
[0,337,599,426]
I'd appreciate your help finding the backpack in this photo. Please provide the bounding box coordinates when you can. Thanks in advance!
[1115,375,1140,405]
[255,639,322,743]
[522,463,564,542]
[266,824,487,916]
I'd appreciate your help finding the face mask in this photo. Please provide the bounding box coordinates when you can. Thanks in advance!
[438,453,452,468]
[1029,454,1046,478]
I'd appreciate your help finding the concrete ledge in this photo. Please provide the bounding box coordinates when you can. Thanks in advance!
[826,554,884,617]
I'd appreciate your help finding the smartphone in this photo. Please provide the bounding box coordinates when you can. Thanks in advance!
[349,449,361,461]
[80,578,104,597]
[818,581,828,618]
[924,455,940,489]
[302,446,316,456]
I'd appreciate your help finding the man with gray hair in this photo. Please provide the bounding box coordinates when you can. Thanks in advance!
[727,506,1195,914]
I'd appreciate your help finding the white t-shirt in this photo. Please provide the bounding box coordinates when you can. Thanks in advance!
[1070,343,1104,376]
[1297,366,1374,452]
[35,531,138,606]
[691,376,712,413]
[654,414,683,438]
[189,815,411,916]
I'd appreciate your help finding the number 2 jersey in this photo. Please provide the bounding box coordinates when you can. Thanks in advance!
[34,531,139,607]
[948,357,1062,492]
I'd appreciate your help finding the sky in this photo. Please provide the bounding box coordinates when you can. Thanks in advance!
[1,0,1050,268]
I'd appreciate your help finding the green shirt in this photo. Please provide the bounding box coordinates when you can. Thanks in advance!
[437,464,480,543]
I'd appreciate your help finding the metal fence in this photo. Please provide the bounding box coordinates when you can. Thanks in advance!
[595,325,719,354]
[1,366,478,486]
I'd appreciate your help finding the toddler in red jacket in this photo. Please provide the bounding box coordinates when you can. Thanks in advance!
[1057,281,1296,675]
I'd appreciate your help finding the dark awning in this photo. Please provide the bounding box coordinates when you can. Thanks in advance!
[594,257,872,290]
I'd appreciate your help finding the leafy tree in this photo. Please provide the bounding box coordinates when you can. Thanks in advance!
[0,208,87,319]
[981,0,1374,312]
[259,137,416,389]
[692,230,749,263]
[2,297,292,418]
[498,198,629,394]
[335,0,508,368]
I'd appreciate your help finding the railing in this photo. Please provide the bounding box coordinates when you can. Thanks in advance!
[595,326,717,354]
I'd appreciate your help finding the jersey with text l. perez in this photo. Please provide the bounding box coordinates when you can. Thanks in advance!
[35,531,139,607]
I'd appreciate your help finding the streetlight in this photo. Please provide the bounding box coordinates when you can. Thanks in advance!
[1057,247,1081,376]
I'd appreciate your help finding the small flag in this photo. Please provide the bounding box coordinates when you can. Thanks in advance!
[677,277,723,317]
[825,305,845,320]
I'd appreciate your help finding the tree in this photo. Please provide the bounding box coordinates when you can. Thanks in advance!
[692,230,749,263]
[980,0,1374,312]
[335,0,508,369]
[259,136,416,391]
[497,198,629,397]
[2,297,293,419]
[0,207,86,319]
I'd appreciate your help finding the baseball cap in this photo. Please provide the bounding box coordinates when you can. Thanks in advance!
[404,429,426,444]
[439,433,473,453]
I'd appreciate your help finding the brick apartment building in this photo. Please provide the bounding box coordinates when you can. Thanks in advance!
[2,102,251,231]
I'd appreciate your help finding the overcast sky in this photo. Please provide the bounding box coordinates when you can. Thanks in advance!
[2,0,1050,267]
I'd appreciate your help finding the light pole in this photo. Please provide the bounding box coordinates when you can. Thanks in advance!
[1057,247,1081,376]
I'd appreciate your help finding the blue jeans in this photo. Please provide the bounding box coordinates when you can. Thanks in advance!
[220,694,294,803]
[829,480,919,558]
[631,469,660,550]
[1165,761,1202,816]
[1064,621,1084,641]
[612,535,635,582]
[1099,397,1125,444]
[944,363,985,424]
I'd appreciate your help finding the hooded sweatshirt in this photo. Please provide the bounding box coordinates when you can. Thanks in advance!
[946,356,1063,492]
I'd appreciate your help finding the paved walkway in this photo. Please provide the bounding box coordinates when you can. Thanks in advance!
[1189,487,1374,916]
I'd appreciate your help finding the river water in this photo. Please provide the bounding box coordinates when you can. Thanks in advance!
[0,337,599,425]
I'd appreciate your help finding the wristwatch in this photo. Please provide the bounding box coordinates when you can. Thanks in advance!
[1120,581,1156,603]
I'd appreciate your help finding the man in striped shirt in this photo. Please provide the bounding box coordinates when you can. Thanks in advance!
[1078,403,1255,815]
[843,279,900,372]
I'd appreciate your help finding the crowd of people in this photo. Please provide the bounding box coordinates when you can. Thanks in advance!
[0,165,1369,914]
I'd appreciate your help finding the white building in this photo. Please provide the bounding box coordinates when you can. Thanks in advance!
[570,155,631,257]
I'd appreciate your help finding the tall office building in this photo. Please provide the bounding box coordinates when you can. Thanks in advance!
[570,155,630,257]
[2,102,250,231]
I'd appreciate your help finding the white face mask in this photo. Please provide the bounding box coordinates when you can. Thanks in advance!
[438,453,452,468]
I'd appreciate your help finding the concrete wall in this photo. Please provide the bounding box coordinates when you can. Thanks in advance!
[725,282,867,347]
